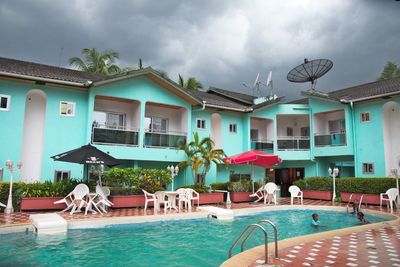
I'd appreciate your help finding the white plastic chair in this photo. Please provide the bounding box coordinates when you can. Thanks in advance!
[177,189,191,211]
[264,182,278,205]
[250,186,265,203]
[54,191,75,212]
[187,188,200,207]
[380,188,399,214]
[0,201,5,208]
[143,189,158,212]
[69,184,91,215]
[91,185,114,213]
[289,185,303,205]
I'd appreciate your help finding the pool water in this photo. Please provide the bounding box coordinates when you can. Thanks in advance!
[0,210,390,267]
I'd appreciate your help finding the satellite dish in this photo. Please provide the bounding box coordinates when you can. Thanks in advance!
[243,73,262,97]
[287,58,333,90]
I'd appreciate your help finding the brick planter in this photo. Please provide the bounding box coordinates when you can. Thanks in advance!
[109,195,149,208]
[20,197,66,211]
[303,190,333,201]
[231,192,252,203]
[199,193,224,204]
[341,192,381,205]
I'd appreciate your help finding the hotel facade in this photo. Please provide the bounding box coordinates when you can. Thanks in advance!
[0,57,399,194]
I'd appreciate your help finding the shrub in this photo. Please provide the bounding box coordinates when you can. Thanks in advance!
[177,184,210,193]
[337,177,396,194]
[227,180,252,192]
[293,179,307,190]
[210,182,228,191]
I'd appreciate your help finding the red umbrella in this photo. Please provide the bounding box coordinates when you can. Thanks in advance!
[225,150,282,193]
[225,150,282,167]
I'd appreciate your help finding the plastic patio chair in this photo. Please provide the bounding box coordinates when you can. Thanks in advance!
[54,189,76,212]
[91,185,114,213]
[250,186,265,203]
[142,189,158,212]
[177,188,191,212]
[69,184,91,215]
[264,182,278,205]
[187,188,200,207]
[380,188,399,214]
[289,185,303,205]
[154,191,171,213]
[0,201,5,208]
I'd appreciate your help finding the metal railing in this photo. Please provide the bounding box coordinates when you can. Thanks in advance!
[277,136,310,150]
[314,131,346,147]
[346,193,364,213]
[251,140,274,152]
[92,126,139,146]
[228,220,278,264]
[143,130,187,149]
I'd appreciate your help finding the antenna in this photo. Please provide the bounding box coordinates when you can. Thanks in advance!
[287,58,333,90]
[243,73,262,97]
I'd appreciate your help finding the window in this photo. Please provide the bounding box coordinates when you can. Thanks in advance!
[60,101,75,116]
[145,117,168,132]
[329,119,345,133]
[300,127,310,137]
[362,163,374,174]
[286,127,293,136]
[250,129,259,140]
[0,168,3,181]
[196,119,206,129]
[54,170,71,181]
[0,95,11,111]
[229,123,237,133]
[93,111,126,129]
[229,172,251,182]
[360,112,371,122]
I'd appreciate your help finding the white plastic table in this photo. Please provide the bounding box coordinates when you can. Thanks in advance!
[164,191,179,212]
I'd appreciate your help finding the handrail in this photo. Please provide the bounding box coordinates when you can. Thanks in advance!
[346,194,364,213]
[228,220,278,264]
[346,193,353,213]
[228,224,269,263]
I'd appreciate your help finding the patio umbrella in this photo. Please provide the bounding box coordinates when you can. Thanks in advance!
[225,150,283,193]
[51,144,120,167]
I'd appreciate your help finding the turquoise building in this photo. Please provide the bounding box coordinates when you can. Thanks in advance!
[0,57,399,195]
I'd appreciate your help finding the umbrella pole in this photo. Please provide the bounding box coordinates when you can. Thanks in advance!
[252,164,255,194]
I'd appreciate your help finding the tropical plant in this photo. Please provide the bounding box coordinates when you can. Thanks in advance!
[179,132,226,184]
[178,74,203,90]
[69,48,121,75]
[377,61,400,81]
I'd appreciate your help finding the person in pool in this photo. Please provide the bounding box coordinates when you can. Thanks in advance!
[311,213,320,227]
[351,199,359,215]
[357,211,370,224]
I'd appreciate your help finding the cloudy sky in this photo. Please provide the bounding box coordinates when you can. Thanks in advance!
[1,0,399,100]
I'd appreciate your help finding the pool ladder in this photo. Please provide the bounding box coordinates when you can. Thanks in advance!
[346,193,364,213]
[228,219,278,264]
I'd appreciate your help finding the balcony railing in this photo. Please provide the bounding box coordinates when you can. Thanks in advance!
[277,136,310,150]
[251,139,274,152]
[314,131,346,147]
[144,130,187,149]
[92,126,139,146]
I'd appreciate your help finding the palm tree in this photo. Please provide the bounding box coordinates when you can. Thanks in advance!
[69,48,121,75]
[179,133,226,184]
[178,74,203,90]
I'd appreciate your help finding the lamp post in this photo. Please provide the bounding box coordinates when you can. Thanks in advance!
[90,164,105,186]
[167,165,179,191]
[4,160,22,214]
[390,168,400,205]
[328,167,339,205]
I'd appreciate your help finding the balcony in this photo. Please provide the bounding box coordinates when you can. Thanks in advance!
[251,139,274,152]
[144,130,187,149]
[92,126,139,146]
[314,131,346,147]
[277,136,310,150]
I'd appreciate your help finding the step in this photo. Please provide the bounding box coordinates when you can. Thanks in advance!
[30,213,68,234]
[198,206,234,220]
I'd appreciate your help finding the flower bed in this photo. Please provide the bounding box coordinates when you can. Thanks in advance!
[340,192,381,205]
[303,190,333,201]
[20,197,66,211]
[109,195,149,208]
[230,192,252,203]
[199,193,224,204]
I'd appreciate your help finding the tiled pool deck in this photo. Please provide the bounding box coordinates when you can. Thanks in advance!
[0,198,399,266]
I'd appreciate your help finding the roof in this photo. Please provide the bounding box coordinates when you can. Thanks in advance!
[188,90,251,111]
[208,87,255,104]
[302,76,400,103]
[0,57,105,85]
[286,98,309,104]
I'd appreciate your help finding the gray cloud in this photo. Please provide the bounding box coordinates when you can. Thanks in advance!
[0,0,399,100]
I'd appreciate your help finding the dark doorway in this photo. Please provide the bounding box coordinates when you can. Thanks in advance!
[274,168,305,197]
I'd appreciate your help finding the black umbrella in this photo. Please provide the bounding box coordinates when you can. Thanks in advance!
[51,144,120,167]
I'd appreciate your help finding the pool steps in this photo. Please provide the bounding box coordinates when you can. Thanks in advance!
[30,213,67,234]
[197,206,234,220]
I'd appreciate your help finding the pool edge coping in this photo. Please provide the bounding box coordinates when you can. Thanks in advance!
[221,205,399,267]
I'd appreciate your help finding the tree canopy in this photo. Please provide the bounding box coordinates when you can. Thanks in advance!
[178,74,203,90]
[377,61,400,81]
[69,48,122,75]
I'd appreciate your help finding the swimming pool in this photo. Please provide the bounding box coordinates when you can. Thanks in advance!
[0,209,391,267]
